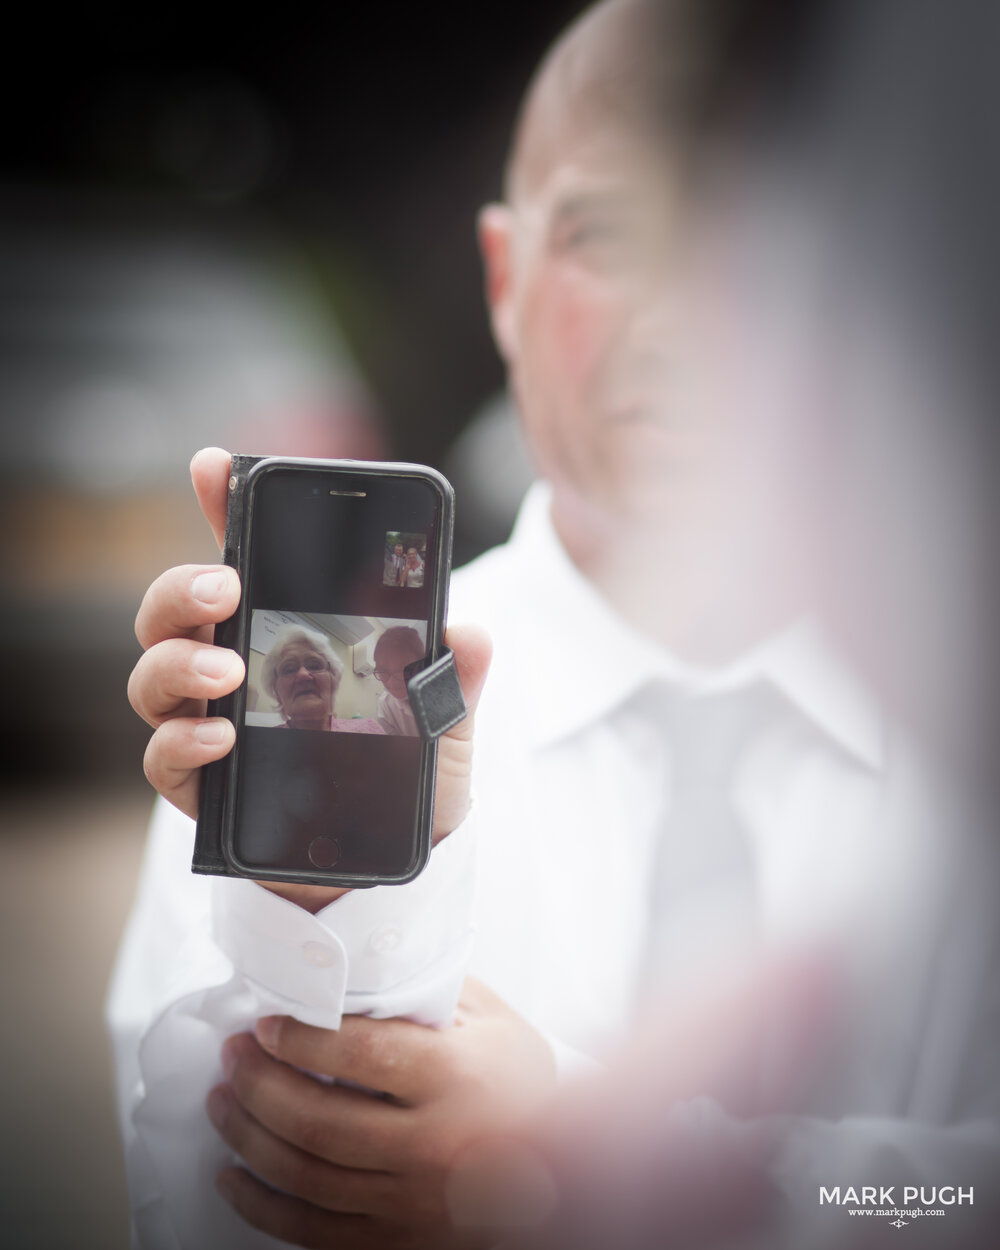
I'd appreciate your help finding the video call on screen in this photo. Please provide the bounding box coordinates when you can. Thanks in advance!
[232,468,441,875]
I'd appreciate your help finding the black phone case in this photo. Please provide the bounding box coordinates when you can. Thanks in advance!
[193,454,464,884]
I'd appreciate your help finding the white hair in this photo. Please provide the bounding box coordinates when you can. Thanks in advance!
[260,624,344,702]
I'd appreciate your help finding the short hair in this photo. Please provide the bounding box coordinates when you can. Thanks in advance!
[373,625,425,664]
[260,624,344,702]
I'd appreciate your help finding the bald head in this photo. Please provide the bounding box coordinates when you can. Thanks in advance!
[505,0,698,202]
[505,0,805,203]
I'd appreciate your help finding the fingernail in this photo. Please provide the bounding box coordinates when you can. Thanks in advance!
[194,720,229,746]
[193,648,235,679]
[192,571,227,604]
[256,1016,281,1053]
[206,1085,231,1130]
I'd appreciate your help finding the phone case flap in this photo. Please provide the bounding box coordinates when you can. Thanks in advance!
[405,648,467,740]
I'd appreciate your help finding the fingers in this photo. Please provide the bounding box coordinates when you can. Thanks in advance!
[142,716,236,819]
[135,563,241,651]
[129,636,245,728]
[215,1168,384,1250]
[220,1032,419,1170]
[130,564,242,819]
[207,1084,398,1217]
[130,448,236,819]
[190,446,232,551]
[255,1014,454,1104]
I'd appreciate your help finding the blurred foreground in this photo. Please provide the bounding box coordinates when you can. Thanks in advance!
[0,783,154,1249]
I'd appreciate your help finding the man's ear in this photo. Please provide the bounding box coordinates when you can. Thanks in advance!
[477,204,518,364]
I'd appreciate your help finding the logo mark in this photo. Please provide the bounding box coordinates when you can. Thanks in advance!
[891,1218,909,1228]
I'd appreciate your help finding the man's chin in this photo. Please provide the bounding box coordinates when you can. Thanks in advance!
[584,469,733,551]
[594,462,697,518]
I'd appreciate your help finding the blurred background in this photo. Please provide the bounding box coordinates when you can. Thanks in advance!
[0,6,576,1245]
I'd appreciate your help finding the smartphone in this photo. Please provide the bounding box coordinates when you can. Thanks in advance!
[195,455,454,888]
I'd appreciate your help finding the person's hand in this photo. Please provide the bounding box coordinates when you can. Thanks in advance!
[127,446,492,912]
[207,976,557,1249]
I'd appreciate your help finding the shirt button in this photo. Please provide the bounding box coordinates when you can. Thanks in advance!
[302,941,336,967]
[369,925,402,955]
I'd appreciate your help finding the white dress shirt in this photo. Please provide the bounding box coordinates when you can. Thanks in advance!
[453,483,893,1050]
[109,481,999,1248]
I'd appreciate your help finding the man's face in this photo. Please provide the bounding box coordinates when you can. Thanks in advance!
[394,544,404,557]
[374,645,412,701]
[493,126,718,527]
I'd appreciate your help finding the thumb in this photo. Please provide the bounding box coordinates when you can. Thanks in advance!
[443,621,493,742]
[190,447,232,552]
[430,621,492,844]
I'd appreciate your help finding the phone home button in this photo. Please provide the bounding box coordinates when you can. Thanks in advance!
[308,836,341,869]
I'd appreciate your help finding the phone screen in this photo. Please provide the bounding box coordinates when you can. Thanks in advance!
[229,463,445,881]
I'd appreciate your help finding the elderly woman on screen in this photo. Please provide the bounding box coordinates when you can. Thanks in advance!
[260,624,383,734]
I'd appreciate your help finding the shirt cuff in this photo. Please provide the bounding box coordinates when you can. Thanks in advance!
[211,810,477,1030]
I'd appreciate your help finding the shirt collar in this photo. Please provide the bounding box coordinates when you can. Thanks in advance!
[739,620,886,772]
[507,483,676,749]
[505,482,883,770]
